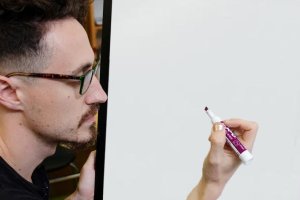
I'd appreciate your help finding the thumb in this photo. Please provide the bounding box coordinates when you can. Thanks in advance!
[82,150,96,170]
[208,123,226,160]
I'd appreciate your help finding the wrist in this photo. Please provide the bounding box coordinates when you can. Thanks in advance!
[189,178,226,200]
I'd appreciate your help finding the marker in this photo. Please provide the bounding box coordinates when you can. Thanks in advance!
[204,107,253,165]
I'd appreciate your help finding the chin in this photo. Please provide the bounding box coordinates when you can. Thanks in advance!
[60,138,95,150]
[60,124,97,150]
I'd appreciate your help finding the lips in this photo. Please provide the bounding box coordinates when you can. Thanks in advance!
[83,110,97,124]
[78,104,100,127]
[84,113,97,124]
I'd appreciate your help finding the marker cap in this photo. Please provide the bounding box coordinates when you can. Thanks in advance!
[239,150,254,165]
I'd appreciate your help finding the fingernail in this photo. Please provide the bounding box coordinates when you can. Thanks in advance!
[213,123,224,131]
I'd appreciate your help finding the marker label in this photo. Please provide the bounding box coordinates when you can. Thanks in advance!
[204,107,254,164]
[224,126,246,154]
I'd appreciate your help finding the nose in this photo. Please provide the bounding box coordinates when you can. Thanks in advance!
[84,76,108,105]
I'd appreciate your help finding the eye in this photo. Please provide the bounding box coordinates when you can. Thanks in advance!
[79,67,93,77]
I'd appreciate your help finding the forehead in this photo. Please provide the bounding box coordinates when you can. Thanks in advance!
[43,18,94,73]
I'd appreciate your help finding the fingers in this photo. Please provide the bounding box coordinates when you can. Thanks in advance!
[223,119,259,132]
[223,119,258,150]
[207,123,226,163]
[209,123,226,149]
[81,150,96,171]
[77,150,96,198]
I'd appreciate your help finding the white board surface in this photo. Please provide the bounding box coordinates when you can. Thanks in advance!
[103,1,300,199]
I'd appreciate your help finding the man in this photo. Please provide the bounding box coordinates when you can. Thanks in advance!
[0,1,107,199]
[0,1,258,199]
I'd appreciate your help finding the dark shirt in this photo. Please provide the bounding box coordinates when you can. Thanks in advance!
[0,157,49,200]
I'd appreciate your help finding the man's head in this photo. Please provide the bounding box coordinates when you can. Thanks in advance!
[0,0,89,74]
[0,0,107,149]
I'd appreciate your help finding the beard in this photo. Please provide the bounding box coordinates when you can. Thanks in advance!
[59,122,98,150]
[61,104,100,150]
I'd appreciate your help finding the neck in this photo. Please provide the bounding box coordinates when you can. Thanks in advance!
[0,113,56,182]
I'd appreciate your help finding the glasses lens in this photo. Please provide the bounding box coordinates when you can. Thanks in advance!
[81,70,93,94]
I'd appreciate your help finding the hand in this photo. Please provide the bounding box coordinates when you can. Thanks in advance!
[187,118,258,200]
[66,151,96,200]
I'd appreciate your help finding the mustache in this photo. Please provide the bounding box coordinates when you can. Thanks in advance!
[78,104,101,128]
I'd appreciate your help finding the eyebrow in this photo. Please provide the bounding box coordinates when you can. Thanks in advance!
[71,62,93,75]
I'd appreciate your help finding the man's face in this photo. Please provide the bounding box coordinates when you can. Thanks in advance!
[19,18,107,149]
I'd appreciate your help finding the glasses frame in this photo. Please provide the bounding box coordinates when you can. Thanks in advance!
[5,59,100,95]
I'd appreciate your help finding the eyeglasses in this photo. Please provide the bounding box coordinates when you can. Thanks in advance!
[5,60,100,95]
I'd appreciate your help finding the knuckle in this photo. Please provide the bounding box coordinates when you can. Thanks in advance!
[250,121,259,130]
[206,154,222,168]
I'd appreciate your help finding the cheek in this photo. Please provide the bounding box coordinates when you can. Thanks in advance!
[23,88,84,128]
[46,95,83,123]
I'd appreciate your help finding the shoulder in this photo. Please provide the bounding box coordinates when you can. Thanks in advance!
[0,158,49,200]
[0,188,44,200]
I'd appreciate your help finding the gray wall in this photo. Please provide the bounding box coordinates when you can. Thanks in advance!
[103,0,300,199]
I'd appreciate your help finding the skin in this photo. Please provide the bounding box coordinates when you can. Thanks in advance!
[0,18,107,199]
[0,17,258,200]
[68,119,258,200]
[187,119,258,200]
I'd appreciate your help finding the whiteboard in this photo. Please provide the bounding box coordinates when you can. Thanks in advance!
[103,0,300,199]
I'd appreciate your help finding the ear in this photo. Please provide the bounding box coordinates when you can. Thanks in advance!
[0,75,23,111]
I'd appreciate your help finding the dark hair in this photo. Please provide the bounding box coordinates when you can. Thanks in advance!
[0,0,90,74]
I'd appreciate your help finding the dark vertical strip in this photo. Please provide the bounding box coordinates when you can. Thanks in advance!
[94,0,112,199]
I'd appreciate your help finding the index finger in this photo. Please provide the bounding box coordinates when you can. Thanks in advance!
[223,118,259,132]
[223,118,258,150]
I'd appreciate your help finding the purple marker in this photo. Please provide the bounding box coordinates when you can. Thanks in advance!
[204,107,253,165]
